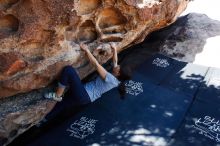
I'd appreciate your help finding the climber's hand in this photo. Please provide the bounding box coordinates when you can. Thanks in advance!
[110,42,117,52]
[80,43,89,52]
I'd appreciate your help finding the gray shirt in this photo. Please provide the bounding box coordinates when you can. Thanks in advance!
[84,72,120,102]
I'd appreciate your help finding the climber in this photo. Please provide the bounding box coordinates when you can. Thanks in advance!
[44,42,130,105]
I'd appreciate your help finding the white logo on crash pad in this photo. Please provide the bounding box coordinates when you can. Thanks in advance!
[192,116,220,143]
[66,117,98,139]
[125,80,143,96]
[152,58,170,68]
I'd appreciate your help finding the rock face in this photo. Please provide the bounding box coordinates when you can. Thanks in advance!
[0,0,188,98]
[0,87,56,146]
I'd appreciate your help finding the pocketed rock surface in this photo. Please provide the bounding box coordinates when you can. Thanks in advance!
[0,0,188,145]
[0,0,188,98]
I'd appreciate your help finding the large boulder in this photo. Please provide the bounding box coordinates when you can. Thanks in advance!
[0,0,188,98]
[0,0,189,145]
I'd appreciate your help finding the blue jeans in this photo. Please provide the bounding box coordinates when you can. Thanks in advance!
[58,65,91,104]
[45,66,91,120]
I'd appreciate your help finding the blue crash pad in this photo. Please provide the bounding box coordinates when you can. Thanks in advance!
[170,67,220,146]
[136,54,175,84]
[29,84,193,146]
[27,54,207,146]
[9,54,219,146]
[170,100,220,146]
[160,62,208,97]
[196,67,220,104]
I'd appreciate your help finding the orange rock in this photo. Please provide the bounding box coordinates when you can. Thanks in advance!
[5,59,27,76]
[0,0,189,98]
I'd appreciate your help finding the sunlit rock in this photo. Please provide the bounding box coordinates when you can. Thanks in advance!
[0,0,188,98]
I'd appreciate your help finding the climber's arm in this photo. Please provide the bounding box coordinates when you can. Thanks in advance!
[110,43,118,67]
[80,43,107,80]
